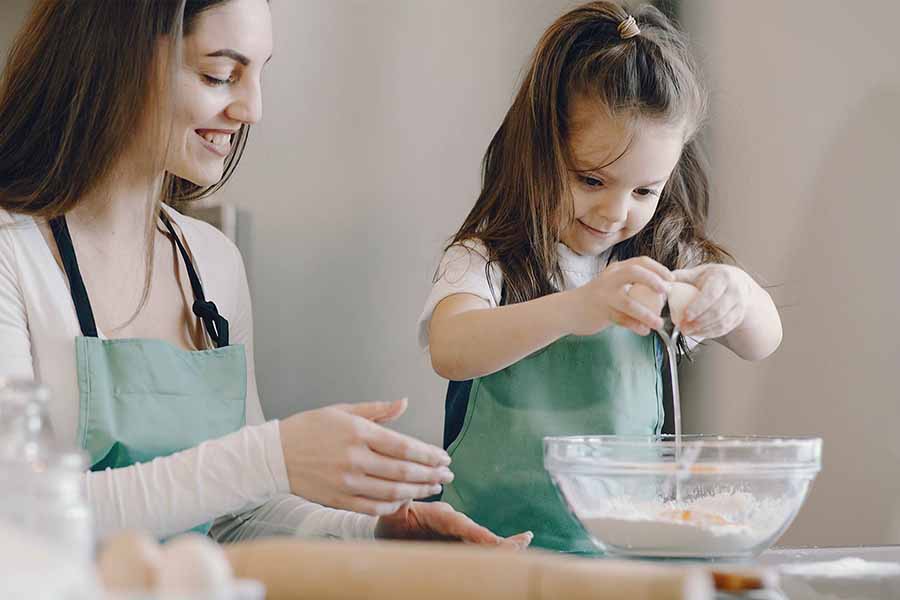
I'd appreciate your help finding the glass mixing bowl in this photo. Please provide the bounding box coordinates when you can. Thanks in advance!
[544,435,822,559]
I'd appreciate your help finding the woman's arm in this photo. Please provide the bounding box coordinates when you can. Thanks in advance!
[87,423,290,540]
[0,226,36,380]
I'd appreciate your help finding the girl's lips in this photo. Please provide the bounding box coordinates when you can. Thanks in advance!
[195,129,234,158]
[578,219,618,238]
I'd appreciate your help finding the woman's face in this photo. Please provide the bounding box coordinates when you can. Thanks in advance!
[560,97,685,257]
[165,0,273,186]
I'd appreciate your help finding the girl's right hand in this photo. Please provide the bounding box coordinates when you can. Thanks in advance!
[278,398,454,516]
[565,256,673,336]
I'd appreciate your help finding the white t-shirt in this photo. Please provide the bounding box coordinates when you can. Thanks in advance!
[418,239,698,351]
[0,206,375,541]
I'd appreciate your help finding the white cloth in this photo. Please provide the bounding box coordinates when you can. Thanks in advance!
[0,206,375,541]
[418,240,611,349]
[418,239,699,350]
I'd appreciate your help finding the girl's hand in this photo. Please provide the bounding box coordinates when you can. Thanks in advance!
[278,399,454,516]
[672,264,753,339]
[375,501,533,549]
[566,256,673,337]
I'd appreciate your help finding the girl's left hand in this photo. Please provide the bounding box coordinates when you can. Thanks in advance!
[672,264,753,340]
[375,501,533,549]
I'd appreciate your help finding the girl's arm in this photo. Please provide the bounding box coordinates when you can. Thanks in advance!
[674,265,782,361]
[429,256,673,381]
[719,277,782,360]
[429,291,576,381]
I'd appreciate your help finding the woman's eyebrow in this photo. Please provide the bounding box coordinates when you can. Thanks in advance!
[206,48,274,67]
[206,48,249,65]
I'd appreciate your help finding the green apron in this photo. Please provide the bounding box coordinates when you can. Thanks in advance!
[440,325,663,553]
[50,214,246,535]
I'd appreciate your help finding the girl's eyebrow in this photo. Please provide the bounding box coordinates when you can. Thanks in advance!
[206,49,274,66]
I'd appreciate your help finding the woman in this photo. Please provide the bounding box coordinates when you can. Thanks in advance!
[0,0,530,547]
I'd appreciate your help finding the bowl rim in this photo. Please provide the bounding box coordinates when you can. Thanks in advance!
[544,434,823,447]
[543,435,822,474]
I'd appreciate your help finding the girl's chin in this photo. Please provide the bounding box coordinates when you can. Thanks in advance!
[565,236,616,257]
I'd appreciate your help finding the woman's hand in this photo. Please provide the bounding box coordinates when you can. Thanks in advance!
[672,264,752,339]
[375,501,533,549]
[279,399,454,516]
[565,256,673,337]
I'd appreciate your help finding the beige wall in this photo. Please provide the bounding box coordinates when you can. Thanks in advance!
[680,1,900,546]
[0,0,28,48]
[215,0,575,448]
[3,0,897,548]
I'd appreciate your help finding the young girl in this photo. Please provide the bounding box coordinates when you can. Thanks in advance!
[419,2,782,553]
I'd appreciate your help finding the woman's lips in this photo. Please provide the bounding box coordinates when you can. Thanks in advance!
[195,129,234,158]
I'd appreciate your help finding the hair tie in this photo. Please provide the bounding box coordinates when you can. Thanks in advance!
[618,15,641,40]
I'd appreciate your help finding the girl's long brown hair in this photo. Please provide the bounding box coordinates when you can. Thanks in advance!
[449,1,731,306]
[0,0,252,325]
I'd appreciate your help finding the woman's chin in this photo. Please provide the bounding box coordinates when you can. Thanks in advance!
[170,165,223,188]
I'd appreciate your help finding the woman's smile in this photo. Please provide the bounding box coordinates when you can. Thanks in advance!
[195,128,235,158]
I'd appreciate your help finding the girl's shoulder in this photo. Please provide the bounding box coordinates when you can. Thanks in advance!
[438,238,499,282]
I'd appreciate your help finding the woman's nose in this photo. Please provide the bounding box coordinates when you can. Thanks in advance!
[226,80,263,125]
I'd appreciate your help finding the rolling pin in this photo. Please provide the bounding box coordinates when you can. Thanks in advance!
[223,539,714,600]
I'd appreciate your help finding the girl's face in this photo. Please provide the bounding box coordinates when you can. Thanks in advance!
[560,98,685,257]
[165,0,273,186]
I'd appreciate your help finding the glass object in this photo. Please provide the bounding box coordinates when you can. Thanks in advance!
[0,378,56,461]
[544,434,822,559]
[0,379,93,562]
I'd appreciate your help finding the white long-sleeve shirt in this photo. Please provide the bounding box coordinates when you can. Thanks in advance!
[0,206,375,541]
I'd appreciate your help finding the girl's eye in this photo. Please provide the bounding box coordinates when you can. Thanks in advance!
[203,73,236,86]
[635,188,660,198]
[579,175,604,188]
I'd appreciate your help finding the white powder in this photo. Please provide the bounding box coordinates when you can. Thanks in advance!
[781,558,900,578]
[779,559,900,600]
[576,491,791,558]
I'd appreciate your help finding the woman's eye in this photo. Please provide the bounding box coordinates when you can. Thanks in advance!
[635,188,660,198]
[579,175,604,188]
[203,73,236,86]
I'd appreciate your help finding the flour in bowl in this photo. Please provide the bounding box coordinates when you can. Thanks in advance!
[577,491,792,557]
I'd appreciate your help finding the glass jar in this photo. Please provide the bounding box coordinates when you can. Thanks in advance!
[0,379,93,562]
[0,378,57,461]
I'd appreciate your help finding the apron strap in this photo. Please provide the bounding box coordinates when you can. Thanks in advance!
[49,216,99,338]
[49,213,230,348]
[160,213,229,348]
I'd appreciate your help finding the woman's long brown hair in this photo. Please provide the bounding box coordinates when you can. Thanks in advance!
[0,0,252,324]
[448,1,731,306]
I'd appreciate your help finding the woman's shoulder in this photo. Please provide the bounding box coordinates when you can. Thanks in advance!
[161,204,244,289]
[162,204,240,260]
[0,208,32,228]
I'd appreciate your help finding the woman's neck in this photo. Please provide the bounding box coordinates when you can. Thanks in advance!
[67,168,163,243]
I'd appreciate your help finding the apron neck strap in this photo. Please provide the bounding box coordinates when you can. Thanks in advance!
[48,212,229,348]
[159,212,229,348]
[49,216,99,338]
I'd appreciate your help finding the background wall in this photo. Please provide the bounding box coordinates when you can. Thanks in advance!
[1,0,898,547]
[215,0,574,448]
[679,1,900,546]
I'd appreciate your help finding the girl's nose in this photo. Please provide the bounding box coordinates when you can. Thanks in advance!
[595,192,629,225]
